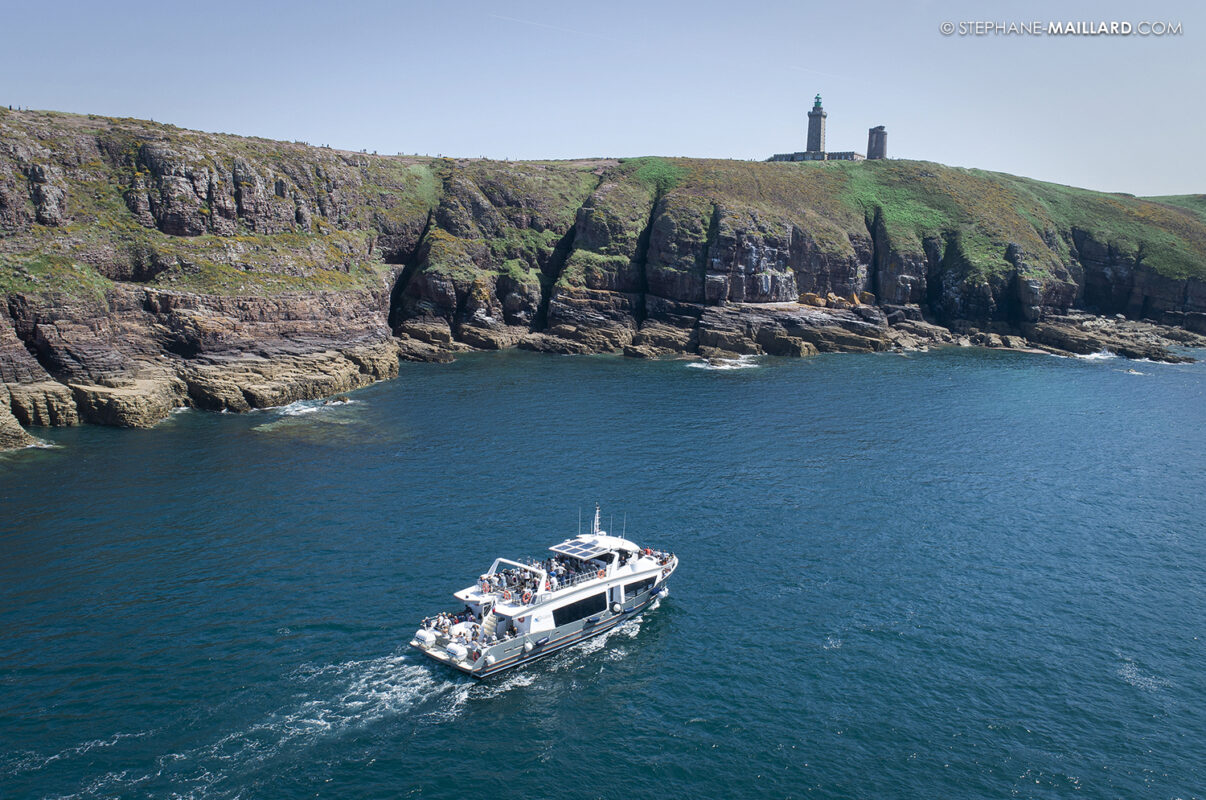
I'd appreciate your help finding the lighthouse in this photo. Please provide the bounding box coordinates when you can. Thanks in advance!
[806,94,827,154]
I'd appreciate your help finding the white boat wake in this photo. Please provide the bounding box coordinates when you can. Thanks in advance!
[33,651,458,800]
[29,622,645,800]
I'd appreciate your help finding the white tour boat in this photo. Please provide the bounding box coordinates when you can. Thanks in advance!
[410,506,677,679]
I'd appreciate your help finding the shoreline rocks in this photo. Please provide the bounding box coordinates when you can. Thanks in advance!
[3,296,1205,453]
[2,281,409,441]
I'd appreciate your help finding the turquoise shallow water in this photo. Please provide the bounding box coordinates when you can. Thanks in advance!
[1,347,1204,799]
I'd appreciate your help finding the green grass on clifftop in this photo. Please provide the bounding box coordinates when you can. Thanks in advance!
[1144,194,1206,225]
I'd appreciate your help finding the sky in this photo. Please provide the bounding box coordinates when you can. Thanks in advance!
[1,0,1202,196]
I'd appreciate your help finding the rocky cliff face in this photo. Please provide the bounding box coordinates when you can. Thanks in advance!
[2,108,1205,446]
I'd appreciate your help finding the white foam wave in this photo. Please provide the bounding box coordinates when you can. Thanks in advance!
[1130,356,1186,365]
[254,397,360,417]
[4,730,156,776]
[823,635,842,650]
[686,354,761,371]
[1118,661,1171,692]
[1073,349,1117,360]
[250,398,361,432]
[288,652,454,730]
[0,438,57,455]
[278,400,321,416]
[472,670,536,700]
[545,617,644,673]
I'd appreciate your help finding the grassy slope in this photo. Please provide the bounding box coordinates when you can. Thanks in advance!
[1143,194,1206,224]
[663,157,1206,281]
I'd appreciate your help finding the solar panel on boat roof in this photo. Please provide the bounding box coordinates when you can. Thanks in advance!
[550,540,607,558]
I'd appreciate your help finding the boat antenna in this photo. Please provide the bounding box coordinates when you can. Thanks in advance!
[623,513,627,536]
[578,506,581,536]
[610,514,614,534]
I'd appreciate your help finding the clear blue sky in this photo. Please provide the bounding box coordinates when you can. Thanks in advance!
[2,0,1201,195]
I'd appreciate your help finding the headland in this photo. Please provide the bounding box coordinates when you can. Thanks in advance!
[2,107,1205,448]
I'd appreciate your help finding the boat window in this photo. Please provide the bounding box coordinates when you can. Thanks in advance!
[552,592,606,627]
[595,553,615,565]
[624,577,655,600]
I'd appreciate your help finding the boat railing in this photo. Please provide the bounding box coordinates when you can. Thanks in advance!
[476,552,677,605]
[476,583,546,604]
[475,571,594,605]
[552,569,606,591]
[479,558,605,600]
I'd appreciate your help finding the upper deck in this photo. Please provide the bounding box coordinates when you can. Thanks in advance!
[446,506,674,621]
[454,545,673,613]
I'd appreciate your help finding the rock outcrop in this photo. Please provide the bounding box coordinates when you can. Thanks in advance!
[2,282,405,429]
[2,108,1206,450]
[0,396,37,449]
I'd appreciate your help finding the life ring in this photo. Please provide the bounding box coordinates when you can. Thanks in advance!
[502,590,512,601]
[522,590,532,604]
[596,569,605,579]
[473,650,481,661]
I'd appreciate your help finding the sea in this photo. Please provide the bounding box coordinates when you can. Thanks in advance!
[1,347,1203,799]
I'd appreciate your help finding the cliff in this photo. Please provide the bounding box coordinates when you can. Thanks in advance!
[3,108,1205,443]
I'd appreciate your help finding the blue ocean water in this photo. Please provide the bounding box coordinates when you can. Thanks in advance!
[1,347,1203,799]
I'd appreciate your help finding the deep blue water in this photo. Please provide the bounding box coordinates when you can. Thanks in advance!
[1,347,1204,799]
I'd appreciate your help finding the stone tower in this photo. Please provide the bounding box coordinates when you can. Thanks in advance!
[806,94,826,153]
[867,125,887,160]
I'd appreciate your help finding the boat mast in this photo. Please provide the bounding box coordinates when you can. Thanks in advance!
[592,503,601,535]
